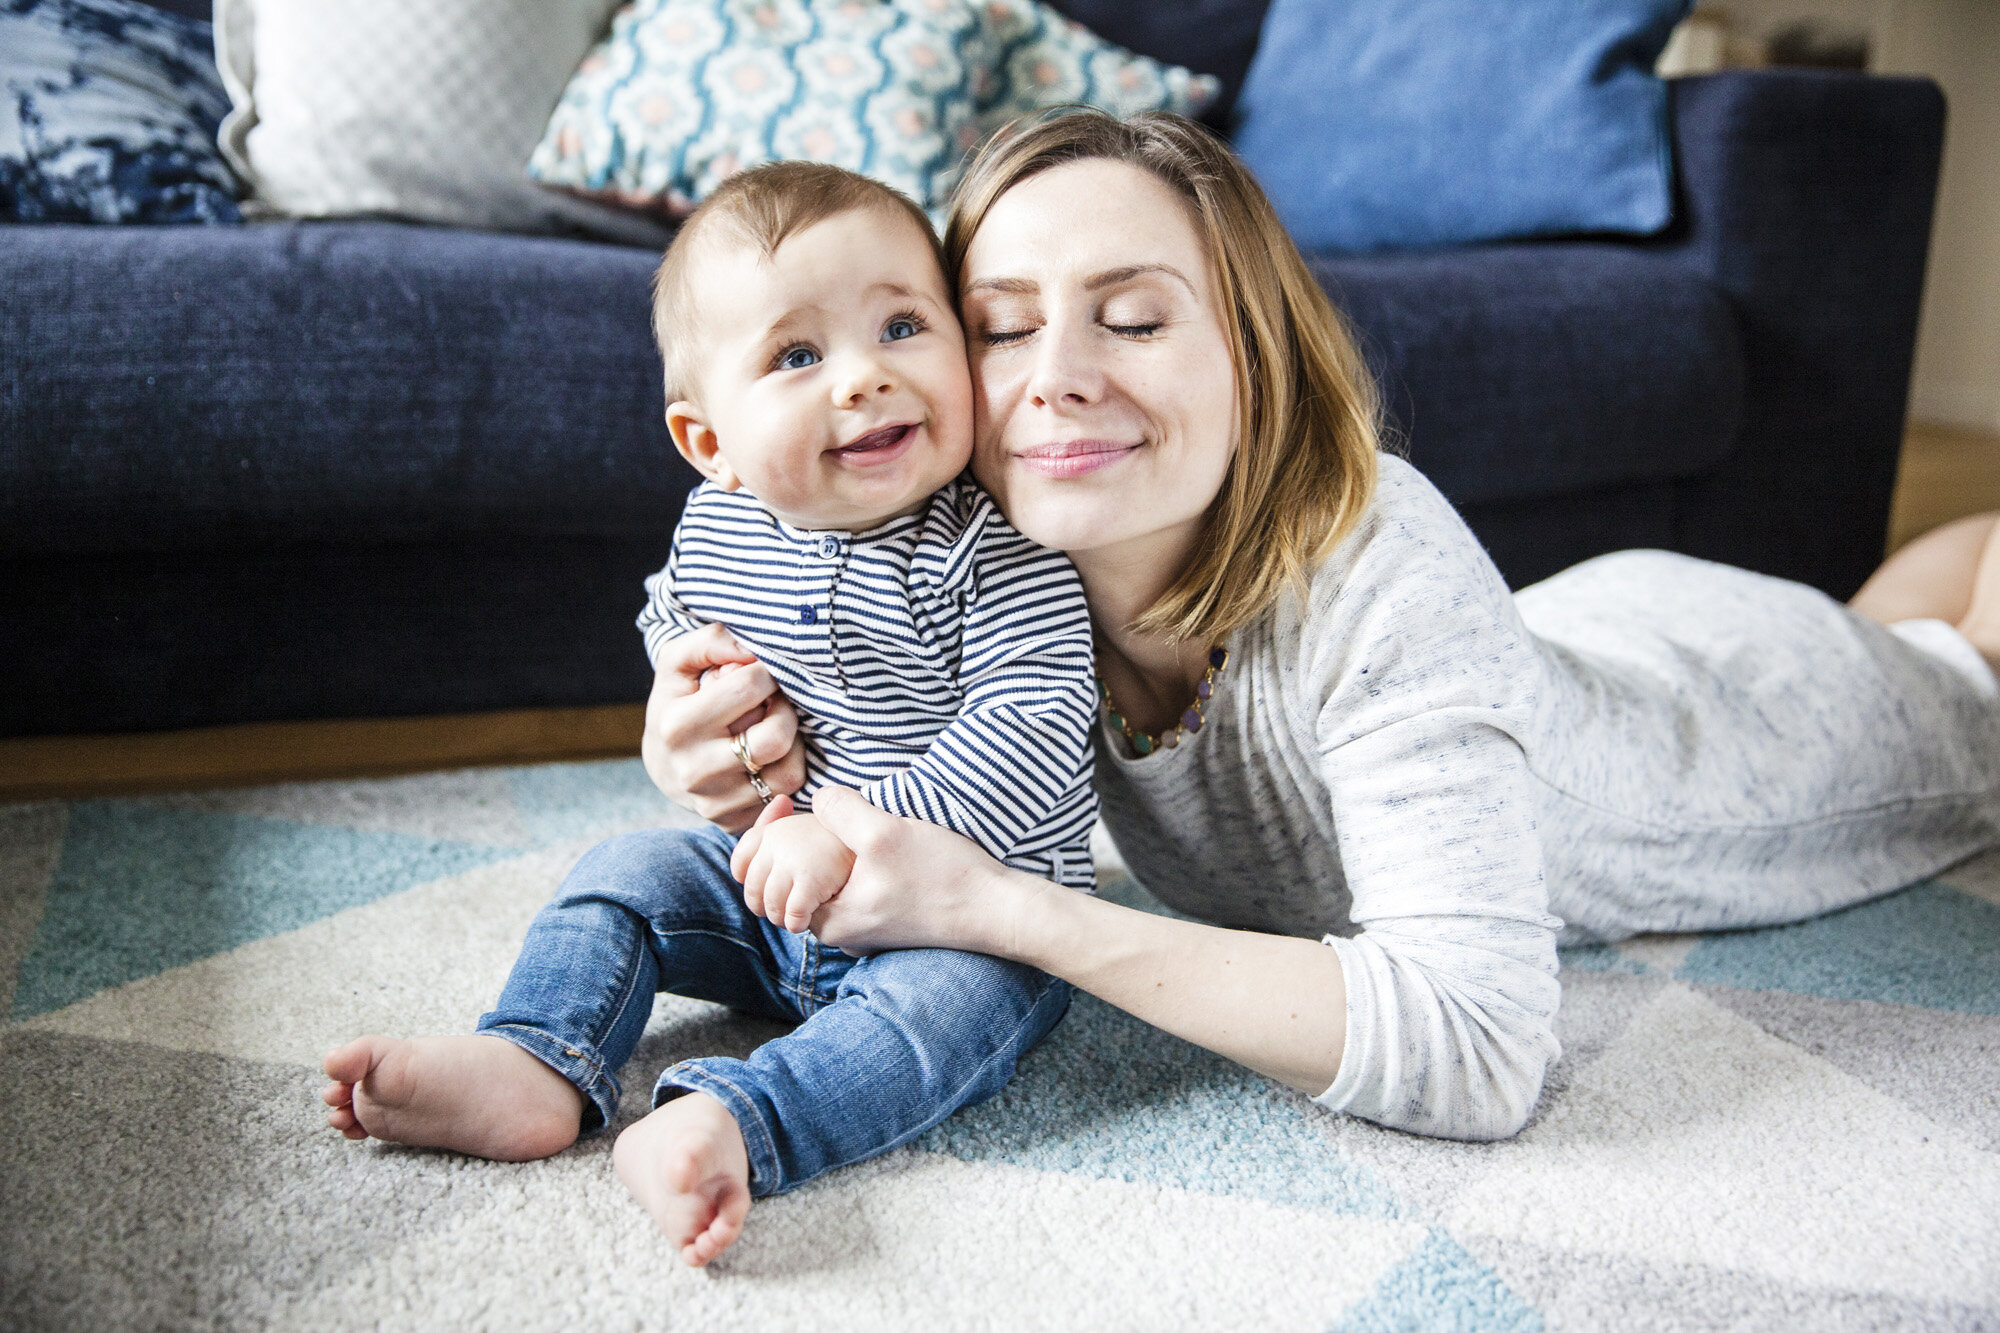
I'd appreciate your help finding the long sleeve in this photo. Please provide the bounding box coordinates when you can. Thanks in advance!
[1300,470,1563,1141]
[858,515,1099,880]
[635,492,708,667]
[1314,717,1562,1140]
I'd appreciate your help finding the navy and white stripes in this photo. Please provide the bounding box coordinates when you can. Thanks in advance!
[640,477,1098,890]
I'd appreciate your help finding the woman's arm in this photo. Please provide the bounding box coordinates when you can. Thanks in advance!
[1007,872,1349,1094]
[805,787,1347,1095]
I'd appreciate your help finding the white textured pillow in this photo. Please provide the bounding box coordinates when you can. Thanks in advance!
[215,0,668,244]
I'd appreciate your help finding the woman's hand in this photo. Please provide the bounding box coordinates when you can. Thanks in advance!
[640,624,807,834]
[754,786,1044,957]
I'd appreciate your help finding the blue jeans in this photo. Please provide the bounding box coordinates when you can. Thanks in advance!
[474,823,1071,1197]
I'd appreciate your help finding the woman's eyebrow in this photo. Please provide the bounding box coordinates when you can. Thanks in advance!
[962,265,1194,297]
[962,276,1037,296]
[1084,263,1195,295]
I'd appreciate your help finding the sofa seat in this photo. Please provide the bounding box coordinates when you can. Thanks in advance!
[4,221,1740,557]
[3,221,676,556]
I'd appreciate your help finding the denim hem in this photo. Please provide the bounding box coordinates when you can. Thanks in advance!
[654,1062,784,1197]
[477,1022,622,1135]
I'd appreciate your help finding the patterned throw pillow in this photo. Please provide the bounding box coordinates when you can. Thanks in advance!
[0,0,241,224]
[527,0,1219,218]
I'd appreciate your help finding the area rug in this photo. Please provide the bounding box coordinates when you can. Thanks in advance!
[3,758,1998,1331]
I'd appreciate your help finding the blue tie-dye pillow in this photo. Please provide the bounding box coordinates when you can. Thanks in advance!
[1,0,241,224]
[527,0,1218,218]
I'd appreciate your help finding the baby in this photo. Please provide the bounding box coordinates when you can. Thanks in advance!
[320,163,1098,1268]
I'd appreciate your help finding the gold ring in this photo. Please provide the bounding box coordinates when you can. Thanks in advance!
[731,731,762,776]
[732,732,774,804]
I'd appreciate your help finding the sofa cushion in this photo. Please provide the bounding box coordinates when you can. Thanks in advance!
[1,222,1742,556]
[1311,243,1743,508]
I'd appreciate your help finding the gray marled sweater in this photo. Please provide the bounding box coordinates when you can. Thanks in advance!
[1095,455,2000,1141]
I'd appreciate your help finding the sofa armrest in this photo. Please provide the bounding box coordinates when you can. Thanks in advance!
[1634,69,1944,597]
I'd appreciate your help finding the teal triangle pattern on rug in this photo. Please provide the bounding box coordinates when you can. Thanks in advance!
[920,992,1402,1218]
[1555,943,1648,976]
[1675,882,2000,1015]
[1331,1230,1543,1333]
[11,801,516,1020]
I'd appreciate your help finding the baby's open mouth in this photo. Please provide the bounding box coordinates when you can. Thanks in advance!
[836,423,917,455]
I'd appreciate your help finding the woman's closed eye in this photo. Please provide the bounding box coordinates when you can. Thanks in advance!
[1101,300,1170,339]
[981,323,1036,347]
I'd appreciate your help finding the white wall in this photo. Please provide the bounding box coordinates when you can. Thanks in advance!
[1707,0,2000,434]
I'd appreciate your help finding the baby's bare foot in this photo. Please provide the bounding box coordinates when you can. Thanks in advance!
[319,1034,583,1162]
[613,1092,752,1266]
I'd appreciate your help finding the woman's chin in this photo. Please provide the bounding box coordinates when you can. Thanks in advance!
[1003,501,1133,556]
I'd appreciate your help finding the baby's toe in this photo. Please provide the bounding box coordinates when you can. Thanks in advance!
[321,1034,391,1085]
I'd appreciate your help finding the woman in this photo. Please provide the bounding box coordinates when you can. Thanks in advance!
[650,110,2000,1142]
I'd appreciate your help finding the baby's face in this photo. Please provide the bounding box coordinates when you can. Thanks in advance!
[671,205,974,532]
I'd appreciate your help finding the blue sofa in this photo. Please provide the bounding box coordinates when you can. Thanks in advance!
[0,26,1945,737]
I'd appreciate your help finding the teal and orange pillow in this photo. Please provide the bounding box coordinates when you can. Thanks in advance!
[527,0,1219,218]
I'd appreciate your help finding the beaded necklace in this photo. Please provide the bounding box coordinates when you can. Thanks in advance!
[1100,645,1230,757]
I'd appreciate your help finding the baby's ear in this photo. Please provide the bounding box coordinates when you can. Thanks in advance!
[665,401,742,492]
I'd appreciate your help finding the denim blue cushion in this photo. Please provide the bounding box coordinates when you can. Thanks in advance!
[1234,0,1688,252]
[0,0,240,224]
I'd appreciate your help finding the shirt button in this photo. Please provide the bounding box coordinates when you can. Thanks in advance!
[818,536,840,558]
[799,605,818,625]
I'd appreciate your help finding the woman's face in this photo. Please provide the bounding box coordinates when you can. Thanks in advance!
[960,159,1238,568]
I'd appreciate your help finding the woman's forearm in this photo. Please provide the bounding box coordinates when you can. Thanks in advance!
[990,870,1347,1095]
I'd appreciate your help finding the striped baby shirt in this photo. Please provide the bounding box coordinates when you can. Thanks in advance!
[639,476,1099,890]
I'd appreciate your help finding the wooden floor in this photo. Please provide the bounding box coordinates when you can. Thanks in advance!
[6,421,1998,803]
[1886,421,2000,554]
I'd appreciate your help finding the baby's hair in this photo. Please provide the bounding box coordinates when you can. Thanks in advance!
[652,163,943,403]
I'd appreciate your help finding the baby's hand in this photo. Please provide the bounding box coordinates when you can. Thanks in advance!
[735,812,856,934]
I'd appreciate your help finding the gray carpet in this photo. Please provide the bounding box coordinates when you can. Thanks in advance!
[3,759,1998,1330]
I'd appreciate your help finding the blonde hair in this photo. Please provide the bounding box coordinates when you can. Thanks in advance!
[652,162,942,402]
[945,110,1382,643]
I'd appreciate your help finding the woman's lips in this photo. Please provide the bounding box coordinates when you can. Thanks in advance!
[1013,438,1137,479]
[832,422,917,466]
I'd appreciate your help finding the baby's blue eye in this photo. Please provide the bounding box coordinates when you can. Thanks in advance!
[884,317,919,342]
[778,346,820,370]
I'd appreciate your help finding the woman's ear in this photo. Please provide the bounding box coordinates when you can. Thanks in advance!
[666,401,742,491]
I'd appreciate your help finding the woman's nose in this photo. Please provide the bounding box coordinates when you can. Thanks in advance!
[1024,321,1100,410]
